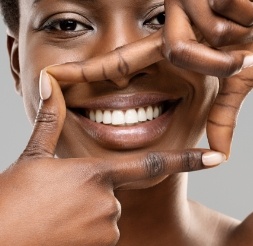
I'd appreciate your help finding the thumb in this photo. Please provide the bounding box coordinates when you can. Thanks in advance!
[20,71,66,159]
[207,69,252,158]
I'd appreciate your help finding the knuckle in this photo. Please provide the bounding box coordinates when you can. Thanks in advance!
[89,169,105,185]
[105,197,121,221]
[103,224,120,246]
[75,161,106,185]
[20,140,53,159]
[235,74,253,89]
[116,50,130,77]
[36,110,58,125]
[181,151,202,171]
[80,65,89,82]
[209,0,231,12]
[91,160,110,184]
[220,55,242,77]
[144,152,166,178]
[208,22,229,47]
[164,41,191,67]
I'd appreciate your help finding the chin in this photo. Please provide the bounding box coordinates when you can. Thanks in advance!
[116,175,169,190]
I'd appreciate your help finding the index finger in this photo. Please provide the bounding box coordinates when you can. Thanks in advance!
[106,149,226,188]
[46,29,164,83]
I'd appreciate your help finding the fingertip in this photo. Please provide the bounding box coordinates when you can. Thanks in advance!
[207,124,232,162]
[202,151,227,167]
[208,139,231,162]
[41,63,61,77]
[242,54,253,69]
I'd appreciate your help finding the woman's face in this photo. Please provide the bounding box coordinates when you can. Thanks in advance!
[16,0,218,187]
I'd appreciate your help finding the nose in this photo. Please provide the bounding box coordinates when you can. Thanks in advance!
[92,16,156,88]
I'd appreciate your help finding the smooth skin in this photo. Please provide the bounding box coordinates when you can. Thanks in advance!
[1,0,253,245]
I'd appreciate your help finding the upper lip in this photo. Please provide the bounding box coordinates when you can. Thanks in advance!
[67,92,182,110]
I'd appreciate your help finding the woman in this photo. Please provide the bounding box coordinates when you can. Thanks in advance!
[0,0,253,245]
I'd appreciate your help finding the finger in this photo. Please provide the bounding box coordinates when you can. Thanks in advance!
[164,1,253,77]
[209,0,253,27]
[106,149,226,188]
[20,71,66,159]
[181,0,253,46]
[46,29,164,83]
[207,67,253,157]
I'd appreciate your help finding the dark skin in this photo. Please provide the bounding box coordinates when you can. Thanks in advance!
[1,0,253,245]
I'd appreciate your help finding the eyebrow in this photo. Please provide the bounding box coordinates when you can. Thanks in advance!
[33,0,96,5]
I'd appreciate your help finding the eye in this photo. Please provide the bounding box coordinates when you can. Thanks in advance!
[147,12,165,25]
[144,11,165,30]
[43,19,92,32]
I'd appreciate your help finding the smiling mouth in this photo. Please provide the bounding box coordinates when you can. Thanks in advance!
[68,94,182,149]
[73,100,179,126]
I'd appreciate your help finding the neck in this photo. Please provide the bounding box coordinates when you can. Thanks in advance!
[115,173,190,245]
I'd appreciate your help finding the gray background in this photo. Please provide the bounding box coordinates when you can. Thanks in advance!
[1,18,253,221]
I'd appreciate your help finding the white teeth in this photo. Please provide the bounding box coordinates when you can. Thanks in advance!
[112,110,125,125]
[103,110,112,124]
[88,105,163,126]
[146,106,153,121]
[95,110,103,123]
[137,108,147,122]
[89,110,96,122]
[153,106,159,119]
[125,109,138,124]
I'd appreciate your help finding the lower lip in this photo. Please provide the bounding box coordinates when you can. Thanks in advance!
[70,105,178,150]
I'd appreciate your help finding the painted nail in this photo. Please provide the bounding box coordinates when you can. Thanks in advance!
[39,70,52,100]
[202,152,226,167]
[242,55,253,69]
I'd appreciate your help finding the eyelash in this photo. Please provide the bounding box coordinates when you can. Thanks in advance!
[144,12,166,30]
[41,19,93,33]
[38,9,165,35]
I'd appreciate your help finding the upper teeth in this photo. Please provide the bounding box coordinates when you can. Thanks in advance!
[89,105,163,126]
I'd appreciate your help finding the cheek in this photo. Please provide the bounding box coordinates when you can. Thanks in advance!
[18,40,92,124]
[161,75,219,149]
[179,76,219,148]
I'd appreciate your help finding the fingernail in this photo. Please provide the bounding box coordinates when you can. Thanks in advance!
[202,152,226,167]
[242,55,253,69]
[39,70,52,100]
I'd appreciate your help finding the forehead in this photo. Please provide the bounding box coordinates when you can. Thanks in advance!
[23,0,162,9]
[20,0,164,25]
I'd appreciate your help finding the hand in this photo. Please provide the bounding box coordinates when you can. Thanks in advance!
[166,0,253,46]
[0,66,225,245]
[163,0,253,156]
[163,0,253,76]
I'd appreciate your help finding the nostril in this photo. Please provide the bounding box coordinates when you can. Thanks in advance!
[111,72,149,89]
[128,72,149,85]
[137,73,147,77]
[132,73,148,79]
